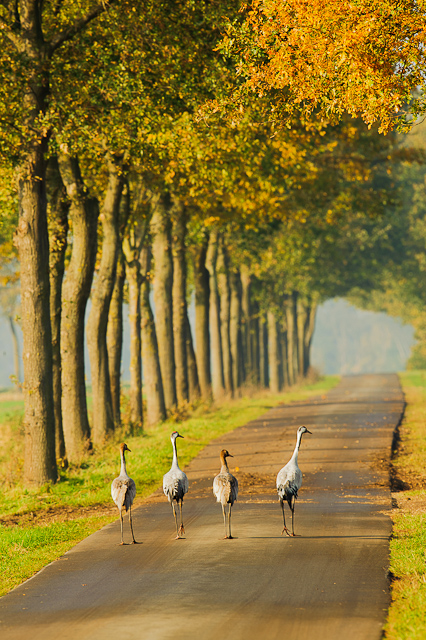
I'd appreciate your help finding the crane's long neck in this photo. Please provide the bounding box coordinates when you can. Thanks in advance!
[220,453,229,474]
[172,437,180,469]
[290,432,303,465]
[120,449,128,476]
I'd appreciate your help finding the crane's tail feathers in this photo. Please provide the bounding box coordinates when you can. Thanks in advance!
[277,480,298,507]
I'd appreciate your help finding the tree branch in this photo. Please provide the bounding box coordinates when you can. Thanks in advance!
[49,0,117,55]
[0,16,21,48]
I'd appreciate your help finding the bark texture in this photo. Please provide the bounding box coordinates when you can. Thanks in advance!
[8,317,21,386]
[192,237,211,399]
[87,155,125,446]
[107,248,126,428]
[172,203,189,406]
[267,311,281,393]
[303,300,318,376]
[240,265,252,384]
[217,236,233,396]
[140,245,166,425]
[150,193,177,410]
[259,312,269,388]
[47,156,69,461]
[185,313,201,401]
[206,230,225,399]
[59,154,98,462]
[229,269,242,393]
[124,244,143,428]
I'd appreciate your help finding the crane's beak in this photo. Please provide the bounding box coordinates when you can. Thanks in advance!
[177,434,184,439]
[126,446,131,452]
[306,429,312,435]
[227,453,233,457]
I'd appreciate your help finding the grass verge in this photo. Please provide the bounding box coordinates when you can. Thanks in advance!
[0,376,338,597]
[385,371,426,639]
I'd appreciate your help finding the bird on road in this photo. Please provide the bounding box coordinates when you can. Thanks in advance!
[213,449,239,539]
[276,426,312,536]
[111,443,137,545]
[163,431,188,539]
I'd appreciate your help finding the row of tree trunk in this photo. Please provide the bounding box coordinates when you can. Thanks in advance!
[32,156,319,477]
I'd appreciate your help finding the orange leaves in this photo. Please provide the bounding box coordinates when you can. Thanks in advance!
[233,0,426,132]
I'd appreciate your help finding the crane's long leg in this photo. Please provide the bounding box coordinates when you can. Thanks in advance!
[129,505,137,544]
[280,499,290,536]
[222,504,227,539]
[178,501,185,536]
[172,503,180,539]
[119,510,125,545]
[228,504,233,539]
[290,496,297,536]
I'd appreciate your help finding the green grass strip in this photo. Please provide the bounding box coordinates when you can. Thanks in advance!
[384,372,426,639]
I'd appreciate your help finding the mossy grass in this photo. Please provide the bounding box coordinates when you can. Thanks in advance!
[0,375,338,597]
[385,372,426,639]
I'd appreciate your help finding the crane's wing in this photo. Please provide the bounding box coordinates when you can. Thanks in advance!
[163,470,188,501]
[111,477,135,512]
[213,473,238,505]
[181,471,189,496]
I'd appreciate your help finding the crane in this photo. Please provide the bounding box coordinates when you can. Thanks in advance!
[276,426,312,536]
[111,443,137,545]
[163,431,188,539]
[213,449,239,539]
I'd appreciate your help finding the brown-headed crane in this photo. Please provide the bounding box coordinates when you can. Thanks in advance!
[213,449,239,539]
[111,443,137,545]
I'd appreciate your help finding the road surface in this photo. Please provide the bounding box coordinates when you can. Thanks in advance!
[0,374,404,640]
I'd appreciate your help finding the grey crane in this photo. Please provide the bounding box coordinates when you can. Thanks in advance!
[111,443,137,545]
[213,449,239,539]
[163,431,188,539]
[276,425,311,536]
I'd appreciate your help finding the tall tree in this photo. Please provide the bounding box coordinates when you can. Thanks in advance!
[0,0,118,484]
[59,154,98,462]
[87,152,125,446]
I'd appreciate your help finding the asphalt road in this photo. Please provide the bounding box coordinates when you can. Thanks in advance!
[0,373,404,640]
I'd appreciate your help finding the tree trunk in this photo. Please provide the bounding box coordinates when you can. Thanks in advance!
[192,236,211,400]
[13,17,57,484]
[107,247,126,428]
[297,296,307,379]
[267,311,281,393]
[47,156,69,462]
[150,193,177,411]
[87,155,124,446]
[240,265,252,384]
[304,300,318,376]
[125,255,143,428]
[286,295,296,386]
[229,269,243,393]
[185,313,201,401]
[217,236,233,396]
[172,202,189,406]
[59,154,98,462]
[16,140,57,485]
[206,230,225,399]
[251,298,260,386]
[9,0,116,486]
[280,319,289,388]
[292,291,300,381]
[259,312,269,388]
[140,245,166,425]
[8,317,21,386]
